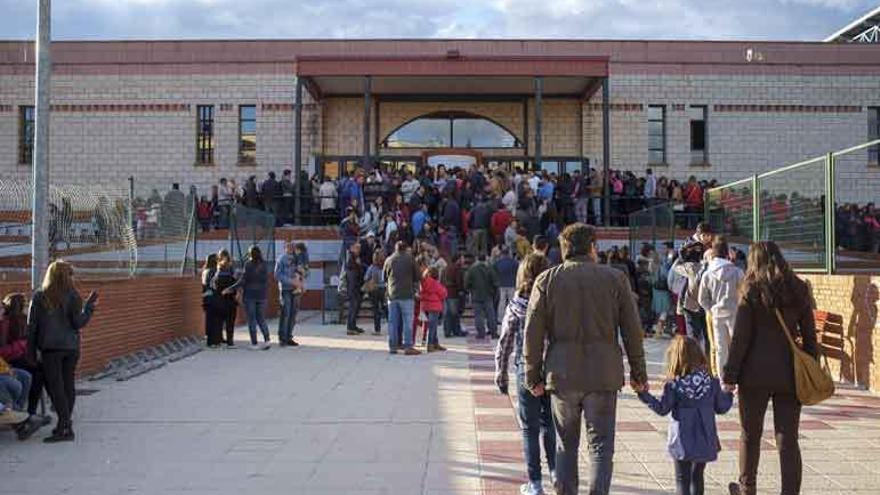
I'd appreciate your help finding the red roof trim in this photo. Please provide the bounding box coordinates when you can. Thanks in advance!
[296,55,610,77]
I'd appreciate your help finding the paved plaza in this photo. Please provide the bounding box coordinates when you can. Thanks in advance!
[3,313,880,494]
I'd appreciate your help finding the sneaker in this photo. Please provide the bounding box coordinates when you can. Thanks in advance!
[519,481,544,495]
[262,342,271,350]
[249,344,260,350]
[346,329,360,336]
[403,347,422,356]
[355,327,366,334]
[286,340,300,347]
[388,349,398,355]
[434,344,447,352]
[0,408,28,425]
[16,415,47,441]
[426,344,438,353]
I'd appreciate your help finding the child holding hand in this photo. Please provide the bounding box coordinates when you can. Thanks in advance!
[637,335,733,495]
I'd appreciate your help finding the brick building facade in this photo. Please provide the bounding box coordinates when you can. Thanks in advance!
[1,40,879,203]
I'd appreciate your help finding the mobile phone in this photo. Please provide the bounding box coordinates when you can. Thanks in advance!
[86,291,99,304]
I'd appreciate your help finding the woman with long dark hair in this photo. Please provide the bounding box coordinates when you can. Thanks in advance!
[724,241,818,495]
[1,293,51,439]
[26,260,98,442]
[212,249,238,348]
[201,253,222,348]
[224,246,271,350]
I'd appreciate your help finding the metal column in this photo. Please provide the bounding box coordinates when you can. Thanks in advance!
[31,0,52,290]
[534,77,543,172]
[602,77,611,227]
[293,77,303,224]
[363,76,372,171]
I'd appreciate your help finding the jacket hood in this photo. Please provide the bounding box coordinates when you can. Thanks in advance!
[706,258,740,282]
[509,294,529,319]
[673,369,712,400]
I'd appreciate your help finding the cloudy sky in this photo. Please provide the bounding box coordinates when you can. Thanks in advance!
[1,0,876,41]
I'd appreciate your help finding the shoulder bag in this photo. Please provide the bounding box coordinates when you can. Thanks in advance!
[774,309,835,406]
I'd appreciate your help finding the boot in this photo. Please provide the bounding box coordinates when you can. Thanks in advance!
[44,420,75,443]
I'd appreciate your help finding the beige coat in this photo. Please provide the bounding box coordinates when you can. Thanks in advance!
[523,256,647,393]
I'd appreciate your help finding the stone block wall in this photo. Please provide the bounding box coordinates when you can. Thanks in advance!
[0,74,320,198]
[1,71,878,201]
[801,273,880,393]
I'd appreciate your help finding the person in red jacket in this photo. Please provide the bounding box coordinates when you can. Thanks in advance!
[491,205,513,247]
[419,266,448,353]
[0,293,50,439]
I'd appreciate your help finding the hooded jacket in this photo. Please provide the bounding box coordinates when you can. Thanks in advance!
[638,369,733,462]
[494,294,529,388]
[698,258,744,319]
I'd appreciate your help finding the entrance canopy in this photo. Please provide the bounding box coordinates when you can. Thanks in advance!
[295,54,609,98]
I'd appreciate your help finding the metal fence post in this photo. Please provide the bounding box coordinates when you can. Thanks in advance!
[31,0,52,290]
[824,152,835,274]
[751,174,760,243]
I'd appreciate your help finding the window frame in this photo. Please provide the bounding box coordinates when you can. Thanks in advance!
[18,106,35,166]
[869,107,880,166]
[195,105,215,166]
[380,111,523,150]
[238,104,257,164]
[647,104,667,166]
[689,105,709,165]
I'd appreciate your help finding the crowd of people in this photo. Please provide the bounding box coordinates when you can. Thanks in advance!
[136,164,720,237]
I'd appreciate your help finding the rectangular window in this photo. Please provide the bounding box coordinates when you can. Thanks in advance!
[238,105,256,163]
[869,107,880,165]
[18,106,35,165]
[689,105,708,164]
[196,105,215,165]
[647,105,666,165]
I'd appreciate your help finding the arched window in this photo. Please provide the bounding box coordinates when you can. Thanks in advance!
[381,111,522,149]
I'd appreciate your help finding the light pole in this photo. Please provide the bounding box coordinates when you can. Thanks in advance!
[31,0,51,290]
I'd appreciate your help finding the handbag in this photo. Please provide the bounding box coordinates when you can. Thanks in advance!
[774,309,835,406]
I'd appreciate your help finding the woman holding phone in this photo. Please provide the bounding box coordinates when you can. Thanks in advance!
[26,260,98,443]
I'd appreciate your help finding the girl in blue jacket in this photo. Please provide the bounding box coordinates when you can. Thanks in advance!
[638,335,734,495]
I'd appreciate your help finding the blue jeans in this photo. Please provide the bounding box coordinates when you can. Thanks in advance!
[473,299,497,339]
[443,298,461,337]
[426,311,440,346]
[551,390,618,495]
[278,290,297,343]
[387,299,415,350]
[518,374,556,483]
[245,298,270,345]
[0,369,32,411]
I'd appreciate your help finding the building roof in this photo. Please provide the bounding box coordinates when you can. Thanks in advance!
[825,5,880,43]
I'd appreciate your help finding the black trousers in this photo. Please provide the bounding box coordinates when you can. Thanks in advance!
[10,358,45,416]
[347,292,362,330]
[738,388,802,495]
[221,305,237,345]
[205,308,224,346]
[42,350,79,426]
[674,460,705,495]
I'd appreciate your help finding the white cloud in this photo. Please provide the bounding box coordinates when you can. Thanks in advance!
[0,0,875,40]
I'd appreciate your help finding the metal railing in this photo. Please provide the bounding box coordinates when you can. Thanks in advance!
[705,139,880,274]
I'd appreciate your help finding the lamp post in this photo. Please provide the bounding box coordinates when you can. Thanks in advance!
[31,0,52,290]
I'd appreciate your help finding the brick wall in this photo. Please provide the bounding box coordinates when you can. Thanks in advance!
[801,273,880,393]
[2,72,879,201]
[0,273,291,376]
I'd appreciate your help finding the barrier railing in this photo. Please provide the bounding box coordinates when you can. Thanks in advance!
[705,139,880,274]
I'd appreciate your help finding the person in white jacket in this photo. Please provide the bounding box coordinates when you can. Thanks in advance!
[698,236,744,375]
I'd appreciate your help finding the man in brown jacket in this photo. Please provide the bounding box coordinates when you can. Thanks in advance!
[523,223,647,495]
